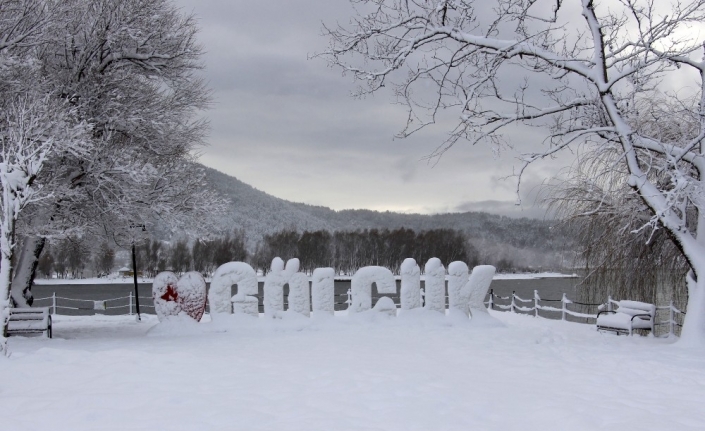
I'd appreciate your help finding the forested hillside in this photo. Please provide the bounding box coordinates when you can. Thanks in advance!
[203,166,572,270]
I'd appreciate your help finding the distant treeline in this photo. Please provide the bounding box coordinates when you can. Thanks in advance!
[252,228,477,275]
[140,228,477,277]
[34,228,503,278]
[36,239,116,279]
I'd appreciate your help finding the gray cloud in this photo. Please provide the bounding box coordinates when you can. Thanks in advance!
[174,0,569,217]
[453,200,550,219]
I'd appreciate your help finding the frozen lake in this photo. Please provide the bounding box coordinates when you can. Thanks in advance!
[31,275,585,320]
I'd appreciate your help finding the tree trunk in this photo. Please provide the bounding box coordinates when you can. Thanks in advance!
[0,217,16,357]
[680,270,705,346]
[1,252,12,356]
[10,236,44,308]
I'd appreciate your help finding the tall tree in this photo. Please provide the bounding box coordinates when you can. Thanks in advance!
[94,241,115,277]
[322,0,705,345]
[36,244,54,278]
[0,92,88,354]
[170,239,190,274]
[8,0,225,308]
[298,230,332,273]
[213,230,247,267]
[192,239,213,275]
[545,103,693,307]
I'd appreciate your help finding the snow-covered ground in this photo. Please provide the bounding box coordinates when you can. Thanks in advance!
[2,310,703,431]
[33,272,577,285]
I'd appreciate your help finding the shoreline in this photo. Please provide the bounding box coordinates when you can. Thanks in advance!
[33,271,579,286]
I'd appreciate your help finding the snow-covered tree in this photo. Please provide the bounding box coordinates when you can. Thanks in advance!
[0,93,88,355]
[321,0,705,345]
[7,0,226,307]
[93,241,115,277]
[544,100,695,308]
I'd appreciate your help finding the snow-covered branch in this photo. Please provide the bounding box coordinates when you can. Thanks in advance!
[321,0,705,345]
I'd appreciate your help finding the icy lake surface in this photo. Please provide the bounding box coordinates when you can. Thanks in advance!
[31,275,580,316]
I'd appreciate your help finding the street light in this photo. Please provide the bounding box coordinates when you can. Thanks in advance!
[129,224,146,321]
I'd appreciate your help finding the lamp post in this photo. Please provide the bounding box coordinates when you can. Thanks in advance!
[130,224,146,321]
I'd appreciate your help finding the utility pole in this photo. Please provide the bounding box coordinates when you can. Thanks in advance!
[131,241,141,321]
[130,224,146,321]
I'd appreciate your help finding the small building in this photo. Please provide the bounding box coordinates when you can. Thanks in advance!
[118,267,133,277]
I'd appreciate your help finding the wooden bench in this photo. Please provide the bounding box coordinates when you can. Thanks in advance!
[596,300,655,336]
[7,307,52,338]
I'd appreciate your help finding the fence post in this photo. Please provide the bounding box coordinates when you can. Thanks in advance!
[511,291,516,313]
[534,289,539,318]
[669,300,674,337]
[129,292,134,316]
[488,289,494,310]
[561,293,567,321]
[52,292,56,315]
[607,295,613,312]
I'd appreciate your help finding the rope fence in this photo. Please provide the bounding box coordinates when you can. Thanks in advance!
[33,290,356,316]
[33,293,156,315]
[33,288,686,337]
[485,290,686,337]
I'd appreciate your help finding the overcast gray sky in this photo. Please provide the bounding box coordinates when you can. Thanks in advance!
[173,0,565,218]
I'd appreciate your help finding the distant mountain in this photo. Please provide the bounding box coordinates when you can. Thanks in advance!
[202,166,573,270]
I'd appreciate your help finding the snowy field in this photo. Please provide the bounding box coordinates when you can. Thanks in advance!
[2,311,703,431]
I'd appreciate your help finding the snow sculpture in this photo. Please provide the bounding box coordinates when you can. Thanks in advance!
[373,296,397,317]
[152,271,207,322]
[264,257,304,317]
[400,258,421,310]
[349,266,397,314]
[424,258,446,313]
[312,267,335,316]
[209,262,258,319]
[153,272,180,319]
[287,272,311,317]
[448,261,471,316]
[177,272,208,321]
[283,258,300,279]
[264,257,287,317]
[467,265,499,324]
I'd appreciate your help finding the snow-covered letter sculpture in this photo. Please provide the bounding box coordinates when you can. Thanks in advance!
[209,262,258,320]
[312,267,335,316]
[287,272,311,317]
[152,271,207,322]
[264,257,286,317]
[400,258,421,310]
[264,257,302,317]
[447,261,471,317]
[349,266,397,314]
[283,258,300,279]
[424,258,446,313]
[467,265,499,325]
